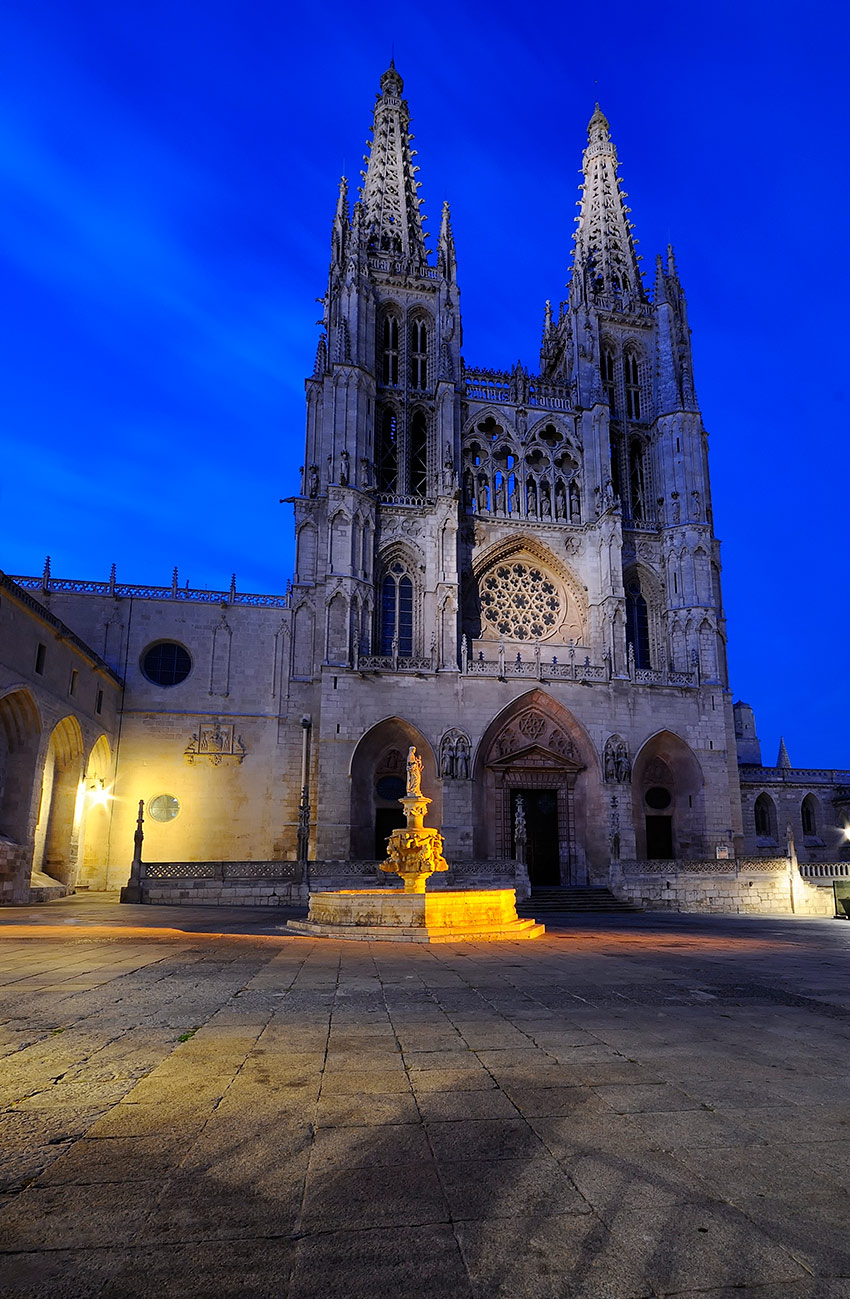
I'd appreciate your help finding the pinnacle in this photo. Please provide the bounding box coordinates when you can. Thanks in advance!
[380,61,404,97]
[776,736,792,769]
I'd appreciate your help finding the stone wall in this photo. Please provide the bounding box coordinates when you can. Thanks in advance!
[614,859,835,917]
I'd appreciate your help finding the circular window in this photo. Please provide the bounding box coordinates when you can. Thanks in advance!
[148,794,180,823]
[479,562,563,640]
[376,776,406,801]
[142,642,192,686]
[645,786,672,810]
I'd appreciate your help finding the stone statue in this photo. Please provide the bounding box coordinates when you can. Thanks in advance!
[456,742,469,780]
[308,464,320,499]
[406,746,423,796]
[340,449,350,486]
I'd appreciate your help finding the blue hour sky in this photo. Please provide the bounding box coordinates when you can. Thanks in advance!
[2,0,848,767]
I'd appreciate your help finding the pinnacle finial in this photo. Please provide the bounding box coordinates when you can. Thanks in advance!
[776,736,792,769]
[380,62,403,97]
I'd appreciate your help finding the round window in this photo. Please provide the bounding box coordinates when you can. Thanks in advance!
[148,794,180,823]
[645,786,672,810]
[142,642,192,686]
[376,776,406,801]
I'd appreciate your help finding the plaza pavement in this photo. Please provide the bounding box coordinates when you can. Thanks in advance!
[1,894,850,1298]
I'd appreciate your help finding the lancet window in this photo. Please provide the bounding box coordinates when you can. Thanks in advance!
[754,793,777,840]
[409,319,428,390]
[409,410,428,496]
[601,346,616,413]
[624,349,641,420]
[377,407,398,493]
[625,577,651,669]
[379,561,414,656]
[381,316,399,386]
[628,437,648,524]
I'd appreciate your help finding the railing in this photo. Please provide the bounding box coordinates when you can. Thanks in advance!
[739,764,850,785]
[357,654,433,673]
[620,858,789,877]
[11,573,290,608]
[144,861,302,881]
[376,493,431,507]
[462,366,572,410]
[799,863,850,879]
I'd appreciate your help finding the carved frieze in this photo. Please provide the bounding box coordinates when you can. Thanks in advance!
[185,722,246,766]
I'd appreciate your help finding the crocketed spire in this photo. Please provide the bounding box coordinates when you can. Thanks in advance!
[571,105,645,307]
[359,63,429,265]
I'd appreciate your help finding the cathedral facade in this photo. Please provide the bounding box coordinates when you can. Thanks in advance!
[3,66,847,908]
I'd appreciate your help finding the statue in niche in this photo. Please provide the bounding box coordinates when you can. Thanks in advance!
[541,492,551,518]
[690,489,701,519]
[495,481,505,513]
[406,747,423,796]
[604,735,631,783]
[509,484,518,515]
[360,457,372,488]
[308,464,320,499]
[477,479,489,513]
[527,486,537,516]
[671,492,680,523]
[603,478,616,510]
[456,742,469,780]
[569,481,581,522]
[441,743,455,778]
[555,484,567,520]
[340,449,350,486]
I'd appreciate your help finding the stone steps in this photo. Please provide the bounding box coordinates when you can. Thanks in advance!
[519,887,643,914]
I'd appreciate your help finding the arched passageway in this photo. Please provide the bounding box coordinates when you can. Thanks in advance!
[33,716,85,888]
[0,688,42,845]
[349,717,440,860]
[78,735,114,890]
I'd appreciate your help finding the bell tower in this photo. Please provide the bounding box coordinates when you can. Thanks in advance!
[291,64,463,679]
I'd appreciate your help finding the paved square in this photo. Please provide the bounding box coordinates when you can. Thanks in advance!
[1,894,850,1297]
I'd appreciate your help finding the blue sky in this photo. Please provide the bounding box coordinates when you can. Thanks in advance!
[2,0,849,767]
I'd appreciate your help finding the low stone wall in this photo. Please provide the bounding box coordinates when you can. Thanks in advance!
[0,839,33,906]
[614,859,835,917]
[132,857,529,907]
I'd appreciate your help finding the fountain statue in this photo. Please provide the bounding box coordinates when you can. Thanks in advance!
[283,747,543,942]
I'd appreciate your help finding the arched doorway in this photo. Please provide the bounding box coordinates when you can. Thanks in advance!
[631,731,704,860]
[474,690,603,885]
[33,716,85,888]
[349,718,440,860]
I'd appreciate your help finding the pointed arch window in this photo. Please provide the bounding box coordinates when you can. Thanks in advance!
[382,317,399,386]
[380,562,414,656]
[409,410,428,496]
[625,578,651,669]
[801,794,818,836]
[628,437,647,523]
[609,433,622,501]
[624,350,641,420]
[601,347,616,413]
[409,319,428,390]
[377,408,398,493]
[754,792,777,839]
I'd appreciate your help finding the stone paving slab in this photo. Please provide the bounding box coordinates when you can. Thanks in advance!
[1,894,850,1296]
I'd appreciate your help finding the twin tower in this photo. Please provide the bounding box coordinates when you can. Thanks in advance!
[288,63,734,877]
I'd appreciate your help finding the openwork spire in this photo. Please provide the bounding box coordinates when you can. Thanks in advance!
[359,63,429,264]
[571,105,645,306]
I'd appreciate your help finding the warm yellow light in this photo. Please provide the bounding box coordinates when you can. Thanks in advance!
[843,825,850,842]
[89,782,111,808]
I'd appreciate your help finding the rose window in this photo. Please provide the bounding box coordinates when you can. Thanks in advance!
[479,563,563,640]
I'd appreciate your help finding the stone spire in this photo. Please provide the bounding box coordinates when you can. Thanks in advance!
[571,105,645,307]
[437,200,456,283]
[776,736,792,769]
[330,176,349,270]
[359,62,429,265]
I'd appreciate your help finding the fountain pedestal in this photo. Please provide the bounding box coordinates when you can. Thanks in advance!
[283,746,543,943]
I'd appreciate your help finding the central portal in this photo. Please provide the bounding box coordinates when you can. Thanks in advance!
[511,789,560,885]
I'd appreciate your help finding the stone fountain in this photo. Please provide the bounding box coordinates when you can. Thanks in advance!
[284,747,544,942]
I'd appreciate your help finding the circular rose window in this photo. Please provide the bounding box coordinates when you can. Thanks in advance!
[479,562,563,640]
[148,794,180,823]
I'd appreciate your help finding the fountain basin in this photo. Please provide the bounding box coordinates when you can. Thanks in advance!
[283,887,544,943]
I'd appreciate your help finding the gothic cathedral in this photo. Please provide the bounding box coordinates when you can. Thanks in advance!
[289,62,738,882]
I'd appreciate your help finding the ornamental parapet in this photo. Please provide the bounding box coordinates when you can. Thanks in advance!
[620,857,789,876]
[11,573,290,608]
